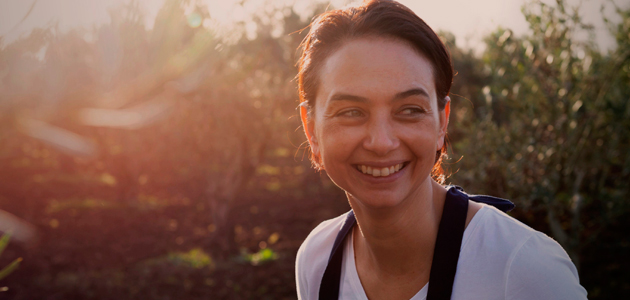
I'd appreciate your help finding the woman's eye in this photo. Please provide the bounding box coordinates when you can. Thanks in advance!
[399,107,425,115]
[338,109,363,117]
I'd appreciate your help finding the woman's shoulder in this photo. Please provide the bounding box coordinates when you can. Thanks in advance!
[472,204,539,239]
[295,212,351,299]
[297,212,350,259]
[466,204,568,259]
[460,204,587,299]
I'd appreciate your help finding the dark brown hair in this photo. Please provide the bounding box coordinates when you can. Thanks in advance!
[297,0,453,182]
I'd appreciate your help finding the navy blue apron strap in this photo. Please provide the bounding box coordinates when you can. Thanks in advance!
[469,195,515,212]
[450,186,515,213]
[426,187,469,300]
[319,211,356,300]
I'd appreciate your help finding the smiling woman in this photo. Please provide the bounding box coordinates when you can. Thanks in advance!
[309,37,447,211]
[294,1,587,300]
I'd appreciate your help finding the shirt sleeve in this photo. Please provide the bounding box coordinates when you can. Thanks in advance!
[294,214,348,300]
[295,241,309,300]
[505,233,588,300]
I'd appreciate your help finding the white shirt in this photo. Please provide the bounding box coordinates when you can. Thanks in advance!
[296,204,588,300]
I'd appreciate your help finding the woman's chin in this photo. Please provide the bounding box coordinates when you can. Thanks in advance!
[343,174,434,212]
[346,190,409,210]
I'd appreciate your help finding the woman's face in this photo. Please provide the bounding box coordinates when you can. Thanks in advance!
[303,37,450,209]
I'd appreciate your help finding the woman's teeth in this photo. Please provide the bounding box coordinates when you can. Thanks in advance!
[357,164,403,177]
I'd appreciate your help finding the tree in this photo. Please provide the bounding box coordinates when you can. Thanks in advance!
[0,0,321,251]
[450,0,630,274]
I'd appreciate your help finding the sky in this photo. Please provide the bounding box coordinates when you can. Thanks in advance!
[0,0,624,53]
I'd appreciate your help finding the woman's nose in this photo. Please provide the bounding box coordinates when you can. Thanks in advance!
[362,116,399,156]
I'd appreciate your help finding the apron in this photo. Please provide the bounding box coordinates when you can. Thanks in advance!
[318,186,515,300]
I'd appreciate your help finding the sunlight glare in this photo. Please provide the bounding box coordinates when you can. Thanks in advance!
[187,12,203,28]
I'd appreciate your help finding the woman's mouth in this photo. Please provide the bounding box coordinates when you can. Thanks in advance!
[354,162,408,177]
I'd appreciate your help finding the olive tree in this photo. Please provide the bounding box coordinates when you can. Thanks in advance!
[450,0,630,271]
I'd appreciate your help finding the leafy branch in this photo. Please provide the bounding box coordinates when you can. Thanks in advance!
[0,233,22,290]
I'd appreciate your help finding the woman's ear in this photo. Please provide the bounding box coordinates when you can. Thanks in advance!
[300,104,320,159]
[437,96,451,150]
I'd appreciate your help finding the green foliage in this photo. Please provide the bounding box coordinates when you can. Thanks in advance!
[0,233,22,281]
[167,248,214,269]
[242,248,278,266]
[449,0,630,274]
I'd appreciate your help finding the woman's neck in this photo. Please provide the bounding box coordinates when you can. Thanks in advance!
[349,179,447,278]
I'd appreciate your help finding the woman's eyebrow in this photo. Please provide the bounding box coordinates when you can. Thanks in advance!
[329,93,368,103]
[393,88,430,101]
[328,88,429,103]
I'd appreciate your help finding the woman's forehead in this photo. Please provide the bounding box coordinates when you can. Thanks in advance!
[316,37,437,106]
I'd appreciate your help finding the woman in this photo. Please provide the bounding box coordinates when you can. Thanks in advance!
[295,0,587,299]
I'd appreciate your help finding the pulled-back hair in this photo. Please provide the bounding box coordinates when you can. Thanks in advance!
[297,0,453,182]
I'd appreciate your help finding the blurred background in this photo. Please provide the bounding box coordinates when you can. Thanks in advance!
[0,0,628,299]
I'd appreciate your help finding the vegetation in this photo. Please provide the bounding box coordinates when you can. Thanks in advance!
[0,234,22,283]
[0,0,627,298]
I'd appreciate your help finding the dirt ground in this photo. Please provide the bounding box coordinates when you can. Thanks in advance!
[0,177,351,300]
[0,172,628,299]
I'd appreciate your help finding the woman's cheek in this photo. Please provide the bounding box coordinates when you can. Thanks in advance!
[319,126,359,168]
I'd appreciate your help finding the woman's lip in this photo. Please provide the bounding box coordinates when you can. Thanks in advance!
[354,162,407,182]
[352,160,409,168]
